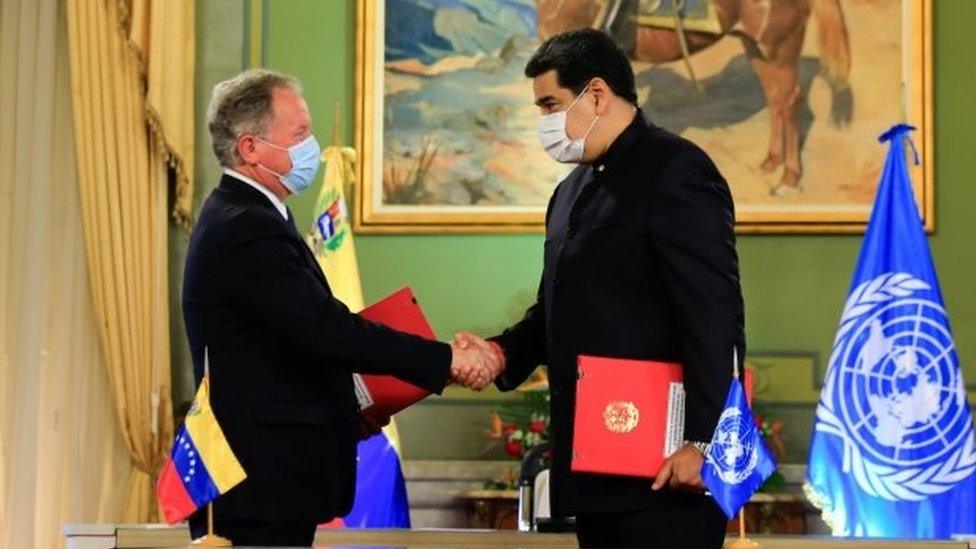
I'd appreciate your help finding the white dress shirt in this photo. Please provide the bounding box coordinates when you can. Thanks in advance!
[223,167,288,220]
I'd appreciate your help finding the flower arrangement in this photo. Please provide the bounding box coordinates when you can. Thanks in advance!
[487,369,551,460]
[754,408,788,492]
[755,413,786,458]
[482,370,551,490]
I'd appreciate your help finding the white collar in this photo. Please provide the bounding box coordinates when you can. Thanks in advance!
[223,168,289,220]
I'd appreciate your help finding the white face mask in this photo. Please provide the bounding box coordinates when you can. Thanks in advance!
[538,85,599,163]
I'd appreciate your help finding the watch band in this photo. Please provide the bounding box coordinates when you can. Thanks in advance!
[686,440,710,455]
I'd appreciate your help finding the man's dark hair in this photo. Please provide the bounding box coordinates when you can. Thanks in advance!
[524,28,638,105]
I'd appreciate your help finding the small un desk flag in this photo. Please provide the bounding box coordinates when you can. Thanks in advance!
[806,124,976,538]
[702,349,777,521]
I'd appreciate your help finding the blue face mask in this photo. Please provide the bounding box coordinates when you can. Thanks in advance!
[257,134,322,194]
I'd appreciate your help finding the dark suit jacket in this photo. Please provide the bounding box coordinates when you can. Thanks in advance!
[182,174,452,523]
[492,113,745,517]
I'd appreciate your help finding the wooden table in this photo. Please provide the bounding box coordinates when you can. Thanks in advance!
[460,489,519,530]
[462,488,814,535]
[63,523,972,548]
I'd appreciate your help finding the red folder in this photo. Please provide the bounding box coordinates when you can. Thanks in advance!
[572,356,685,479]
[572,356,756,479]
[354,287,436,424]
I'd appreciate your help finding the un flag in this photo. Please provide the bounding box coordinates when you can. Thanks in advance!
[702,376,777,519]
[807,125,976,538]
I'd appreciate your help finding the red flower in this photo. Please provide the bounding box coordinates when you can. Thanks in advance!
[529,420,546,434]
[502,422,518,435]
[504,440,524,458]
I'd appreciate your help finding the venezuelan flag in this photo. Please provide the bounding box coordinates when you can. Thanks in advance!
[156,375,246,524]
[306,144,364,311]
[342,431,411,527]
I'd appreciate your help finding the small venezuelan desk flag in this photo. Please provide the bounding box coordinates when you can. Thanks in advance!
[156,373,246,524]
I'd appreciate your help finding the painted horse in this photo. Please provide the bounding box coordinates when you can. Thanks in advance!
[536,0,852,194]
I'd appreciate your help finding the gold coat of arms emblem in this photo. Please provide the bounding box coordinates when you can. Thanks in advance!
[603,401,640,434]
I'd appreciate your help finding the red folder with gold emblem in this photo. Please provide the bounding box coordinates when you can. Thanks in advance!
[571,356,686,479]
[353,287,435,424]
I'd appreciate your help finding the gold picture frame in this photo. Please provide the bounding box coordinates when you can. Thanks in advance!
[355,0,933,234]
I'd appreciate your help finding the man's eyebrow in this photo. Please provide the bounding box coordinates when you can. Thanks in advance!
[535,95,556,107]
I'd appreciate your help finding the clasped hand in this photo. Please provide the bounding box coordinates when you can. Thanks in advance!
[448,332,506,391]
[652,444,706,492]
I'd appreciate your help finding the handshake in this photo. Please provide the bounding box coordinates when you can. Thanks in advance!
[448,332,506,391]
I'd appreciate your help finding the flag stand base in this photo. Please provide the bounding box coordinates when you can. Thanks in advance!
[191,534,232,547]
[724,510,759,548]
[725,538,759,548]
[191,503,231,546]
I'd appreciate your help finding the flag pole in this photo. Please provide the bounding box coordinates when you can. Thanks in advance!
[724,347,759,548]
[723,509,758,548]
[191,349,232,547]
[329,100,358,218]
[732,346,739,379]
[333,101,341,147]
[190,502,231,546]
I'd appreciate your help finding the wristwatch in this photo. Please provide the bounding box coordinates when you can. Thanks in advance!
[686,440,710,455]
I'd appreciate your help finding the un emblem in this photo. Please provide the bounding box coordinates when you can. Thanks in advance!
[816,272,976,501]
[707,407,759,485]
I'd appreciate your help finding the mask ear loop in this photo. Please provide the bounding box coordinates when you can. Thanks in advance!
[580,113,600,140]
[254,135,287,151]
[565,82,591,114]
[257,163,286,179]
[566,81,600,140]
[251,135,290,180]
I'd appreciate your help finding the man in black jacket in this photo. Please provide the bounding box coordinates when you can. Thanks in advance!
[457,29,744,548]
[184,69,501,546]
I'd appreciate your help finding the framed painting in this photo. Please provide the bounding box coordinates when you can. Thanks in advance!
[355,0,932,233]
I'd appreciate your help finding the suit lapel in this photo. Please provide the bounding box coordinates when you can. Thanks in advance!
[283,208,333,294]
[219,175,334,294]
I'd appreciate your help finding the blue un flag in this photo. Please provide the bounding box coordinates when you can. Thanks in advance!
[702,375,777,519]
[807,124,976,538]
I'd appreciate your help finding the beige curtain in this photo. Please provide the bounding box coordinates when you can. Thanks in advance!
[126,0,196,226]
[64,0,194,521]
[0,0,131,546]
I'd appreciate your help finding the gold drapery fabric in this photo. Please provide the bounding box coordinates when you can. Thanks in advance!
[64,0,194,521]
[0,0,131,545]
[124,0,196,225]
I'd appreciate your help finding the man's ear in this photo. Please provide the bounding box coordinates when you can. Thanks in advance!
[237,134,259,165]
[589,77,612,115]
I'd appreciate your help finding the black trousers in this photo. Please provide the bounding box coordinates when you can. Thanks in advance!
[575,498,728,549]
[188,511,317,547]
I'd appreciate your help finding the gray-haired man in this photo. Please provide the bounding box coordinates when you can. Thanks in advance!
[182,69,503,546]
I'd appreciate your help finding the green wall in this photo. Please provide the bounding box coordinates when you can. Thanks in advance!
[189,0,976,460]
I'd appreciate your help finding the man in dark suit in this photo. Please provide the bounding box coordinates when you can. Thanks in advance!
[456,29,745,548]
[183,69,501,546]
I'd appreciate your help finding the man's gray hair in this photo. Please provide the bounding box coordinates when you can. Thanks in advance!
[206,69,302,168]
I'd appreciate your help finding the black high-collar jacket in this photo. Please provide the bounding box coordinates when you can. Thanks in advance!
[492,112,745,517]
